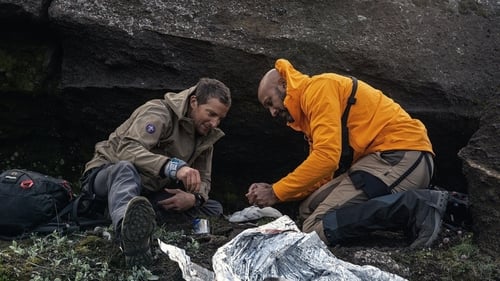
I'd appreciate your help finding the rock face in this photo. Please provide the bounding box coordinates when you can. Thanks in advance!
[458,101,500,257]
[0,0,498,254]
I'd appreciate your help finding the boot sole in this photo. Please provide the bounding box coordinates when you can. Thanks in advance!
[121,196,156,267]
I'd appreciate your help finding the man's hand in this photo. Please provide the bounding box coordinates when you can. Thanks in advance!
[176,166,201,193]
[245,182,279,207]
[157,188,196,211]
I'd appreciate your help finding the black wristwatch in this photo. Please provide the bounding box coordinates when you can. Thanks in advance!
[194,193,206,207]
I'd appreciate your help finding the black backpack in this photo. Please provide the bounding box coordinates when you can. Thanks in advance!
[0,169,110,240]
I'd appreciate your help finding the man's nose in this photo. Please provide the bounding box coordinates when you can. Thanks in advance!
[210,118,220,128]
[270,108,278,117]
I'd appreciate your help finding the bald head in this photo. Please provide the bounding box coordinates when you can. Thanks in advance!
[258,68,282,103]
[256,68,293,123]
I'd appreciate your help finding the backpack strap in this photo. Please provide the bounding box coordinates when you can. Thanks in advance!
[334,76,358,177]
[30,194,111,236]
[387,152,425,190]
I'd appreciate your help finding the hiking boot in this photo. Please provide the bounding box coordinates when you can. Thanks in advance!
[120,196,156,267]
[410,190,449,249]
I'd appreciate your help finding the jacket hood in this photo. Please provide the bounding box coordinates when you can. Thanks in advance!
[275,59,311,131]
[163,85,196,118]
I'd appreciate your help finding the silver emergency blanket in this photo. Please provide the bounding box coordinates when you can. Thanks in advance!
[159,216,407,281]
[212,216,407,281]
[158,240,215,281]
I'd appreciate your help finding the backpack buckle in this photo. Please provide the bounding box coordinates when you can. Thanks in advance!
[20,180,34,189]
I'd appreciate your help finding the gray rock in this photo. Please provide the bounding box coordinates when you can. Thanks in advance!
[0,0,498,255]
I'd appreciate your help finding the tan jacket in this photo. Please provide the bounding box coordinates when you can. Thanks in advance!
[84,86,225,200]
[272,59,434,201]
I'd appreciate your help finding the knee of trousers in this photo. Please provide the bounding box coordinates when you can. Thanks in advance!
[108,161,141,186]
[112,161,139,175]
[203,199,223,216]
[321,211,340,246]
[95,161,142,195]
[302,215,330,245]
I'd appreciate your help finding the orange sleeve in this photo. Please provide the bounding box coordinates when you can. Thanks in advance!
[273,78,344,201]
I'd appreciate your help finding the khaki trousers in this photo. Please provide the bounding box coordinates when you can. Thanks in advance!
[299,150,433,243]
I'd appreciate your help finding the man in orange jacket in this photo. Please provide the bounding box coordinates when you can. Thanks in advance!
[246,59,448,248]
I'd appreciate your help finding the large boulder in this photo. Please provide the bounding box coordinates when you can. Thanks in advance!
[458,101,500,257]
[0,0,498,254]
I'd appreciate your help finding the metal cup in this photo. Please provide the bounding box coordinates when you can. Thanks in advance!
[193,218,210,234]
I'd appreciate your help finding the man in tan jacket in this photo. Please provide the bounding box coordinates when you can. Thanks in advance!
[81,78,231,267]
[247,59,448,249]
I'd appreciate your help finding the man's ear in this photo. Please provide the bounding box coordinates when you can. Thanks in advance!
[189,95,197,107]
[278,77,286,90]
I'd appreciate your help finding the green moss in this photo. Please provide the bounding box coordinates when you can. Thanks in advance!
[75,235,103,255]
[0,43,49,93]
[396,234,499,280]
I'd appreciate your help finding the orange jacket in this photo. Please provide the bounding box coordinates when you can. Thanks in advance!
[272,59,434,201]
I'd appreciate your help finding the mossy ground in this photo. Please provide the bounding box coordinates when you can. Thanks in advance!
[0,216,498,281]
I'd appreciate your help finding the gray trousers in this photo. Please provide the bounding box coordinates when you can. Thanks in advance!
[86,161,222,229]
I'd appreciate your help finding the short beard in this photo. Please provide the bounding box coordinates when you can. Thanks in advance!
[275,87,294,124]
